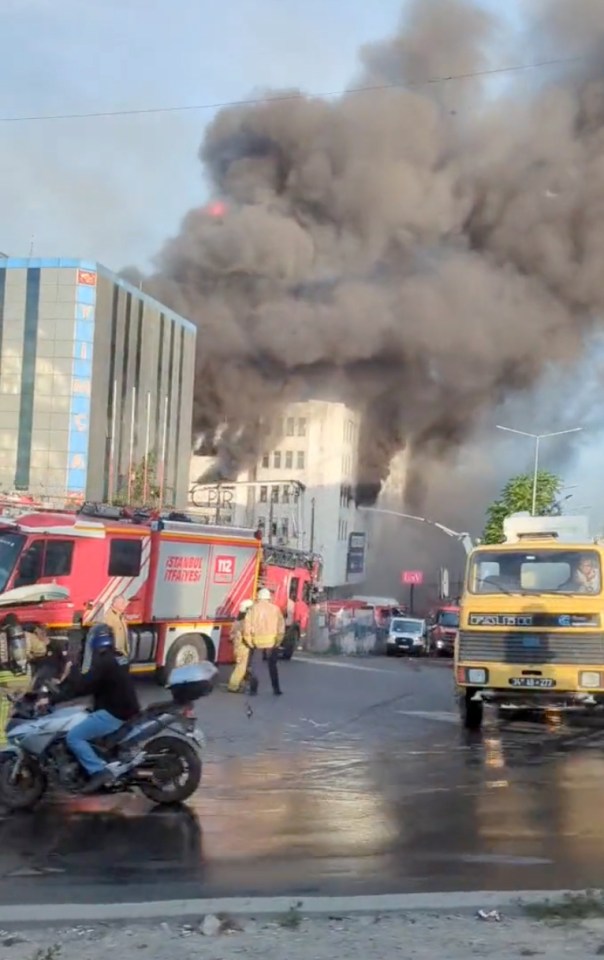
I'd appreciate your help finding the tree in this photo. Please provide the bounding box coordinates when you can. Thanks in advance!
[112,452,162,508]
[482,471,563,544]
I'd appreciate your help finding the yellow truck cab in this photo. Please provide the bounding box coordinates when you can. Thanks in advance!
[456,513,604,729]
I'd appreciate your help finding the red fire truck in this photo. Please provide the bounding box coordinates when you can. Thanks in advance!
[428,603,460,657]
[259,544,322,659]
[0,503,262,681]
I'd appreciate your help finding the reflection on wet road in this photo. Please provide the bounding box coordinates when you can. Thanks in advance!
[2,657,604,903]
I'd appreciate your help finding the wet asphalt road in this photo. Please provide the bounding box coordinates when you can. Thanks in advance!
[2,654,604,904]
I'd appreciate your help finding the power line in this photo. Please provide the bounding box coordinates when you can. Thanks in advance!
[0,54,584,124]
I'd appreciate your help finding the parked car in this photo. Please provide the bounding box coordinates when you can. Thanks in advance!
[386,616,428,656]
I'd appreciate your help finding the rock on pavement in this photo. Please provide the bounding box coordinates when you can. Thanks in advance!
[0,912,601,959]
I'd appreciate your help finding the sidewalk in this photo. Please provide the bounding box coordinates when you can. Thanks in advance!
[1,910,598,960]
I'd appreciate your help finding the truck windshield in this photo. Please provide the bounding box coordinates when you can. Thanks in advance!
[469,548,602,595]
[391,618,423,633]
[0,531,25,593]
[438,610,459,627]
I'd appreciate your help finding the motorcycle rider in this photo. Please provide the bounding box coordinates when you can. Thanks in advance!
[227,598,254,693]
[51,623,140,794]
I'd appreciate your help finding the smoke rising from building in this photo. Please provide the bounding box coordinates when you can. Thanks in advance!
[141,0,604,509]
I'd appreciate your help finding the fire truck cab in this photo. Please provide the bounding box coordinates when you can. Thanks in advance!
[0,503,262,682]
[260,545,322,659]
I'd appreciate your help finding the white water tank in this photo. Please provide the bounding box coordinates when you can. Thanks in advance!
[503,512,590,544]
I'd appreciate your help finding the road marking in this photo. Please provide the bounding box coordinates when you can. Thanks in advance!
[295,657,396,675]
[397,710,458,723]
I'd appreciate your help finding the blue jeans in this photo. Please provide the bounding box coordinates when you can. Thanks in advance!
[66,710,122,776]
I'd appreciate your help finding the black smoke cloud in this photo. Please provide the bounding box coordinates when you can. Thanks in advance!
[140,0,604,509]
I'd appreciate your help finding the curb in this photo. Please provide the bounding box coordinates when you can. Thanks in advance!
[0,889,588,926]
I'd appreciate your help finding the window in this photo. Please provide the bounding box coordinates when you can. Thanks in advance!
[273,451,281,469]
[297,418,307,437]
[281,518,289,539]
[297,451,305,469]
[286,417,295,437]
[14,539,44,588]
[0,533,25,593]
[271,485,279,503]
[44,540,74,577]
[259,485,268,503]
[262,454,269,468]
[282,485,290,504]
[257,516,266,530]
[289,576,300,602]
[271,521,278,538]
[109,538,142,577]
[469,548,601,595]
[285,450,293,469]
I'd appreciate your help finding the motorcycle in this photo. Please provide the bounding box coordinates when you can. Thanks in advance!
[0,662,217,810]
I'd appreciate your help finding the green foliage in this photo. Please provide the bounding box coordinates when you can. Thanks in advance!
[112,452,162,508]
[482,471,563,544]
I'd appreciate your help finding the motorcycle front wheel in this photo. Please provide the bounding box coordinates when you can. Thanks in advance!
[138,735,202,804]
[0,755,47,810]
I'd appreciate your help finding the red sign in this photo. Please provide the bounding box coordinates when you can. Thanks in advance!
[402,570,424,586]
[77,269,97,286]
[214,555,235,584]
[164,555,202,584]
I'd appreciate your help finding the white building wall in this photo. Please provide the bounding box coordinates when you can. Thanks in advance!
[187,400,368,588]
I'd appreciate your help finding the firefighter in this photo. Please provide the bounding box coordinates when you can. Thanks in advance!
[103,596,130,659]
[0,617,31,747]
[227,599,254,693]
[242,587,285,696]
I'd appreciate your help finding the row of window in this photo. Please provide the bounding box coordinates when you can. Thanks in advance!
[341,453,354,477]
[14,536,143,588]
[340,484,354,507]
[259,484,302,504]
[344,419,356,444]
[285,417,307,437]
[257,517,290,539]
[338,519,349,541]
[261,450,306,470]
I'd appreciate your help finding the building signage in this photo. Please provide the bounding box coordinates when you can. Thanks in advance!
[346,532,366,578]
[402,570,424,586]
[77,269,97,286]
[214,556,235,584]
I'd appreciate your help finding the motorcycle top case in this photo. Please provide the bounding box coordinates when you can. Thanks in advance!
[168,662,218,703]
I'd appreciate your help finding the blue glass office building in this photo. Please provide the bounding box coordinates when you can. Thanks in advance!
[0,258,196,505]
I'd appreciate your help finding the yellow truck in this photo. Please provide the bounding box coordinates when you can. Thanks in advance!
[456,513,604,729]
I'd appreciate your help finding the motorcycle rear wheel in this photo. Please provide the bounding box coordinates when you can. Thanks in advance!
[138,736,202,804]
[0,755,47,810]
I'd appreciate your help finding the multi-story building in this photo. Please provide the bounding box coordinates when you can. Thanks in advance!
[189,400,368,588]
[0,257,196,505]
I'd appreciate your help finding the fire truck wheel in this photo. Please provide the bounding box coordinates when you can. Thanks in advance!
[164,634,213,678]
[459,691,483,730]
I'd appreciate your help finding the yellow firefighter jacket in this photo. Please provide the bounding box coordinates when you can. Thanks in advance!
[243,599,285,650]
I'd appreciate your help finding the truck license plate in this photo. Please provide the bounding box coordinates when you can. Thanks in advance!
[509,677,556,689]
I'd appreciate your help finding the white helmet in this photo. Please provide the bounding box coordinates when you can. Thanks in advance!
[239,599,254,614]
[257,587,271,601]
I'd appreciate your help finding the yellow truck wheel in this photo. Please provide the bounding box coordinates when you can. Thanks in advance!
[459,691,483,730]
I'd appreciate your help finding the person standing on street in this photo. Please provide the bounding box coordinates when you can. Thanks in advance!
[242,587,285,696]
[227,599,254,693]
[103,596,130,659]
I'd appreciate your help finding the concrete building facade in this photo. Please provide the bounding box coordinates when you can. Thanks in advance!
[0,258,196,505]
[189,400,368,588]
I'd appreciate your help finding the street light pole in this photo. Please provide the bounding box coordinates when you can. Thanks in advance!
[358,506,475,555]
[495,425,583,517]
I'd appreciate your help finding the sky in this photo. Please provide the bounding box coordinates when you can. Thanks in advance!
[0,0,522,269]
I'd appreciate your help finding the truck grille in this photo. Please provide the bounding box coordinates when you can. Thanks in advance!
[458,631,604,665]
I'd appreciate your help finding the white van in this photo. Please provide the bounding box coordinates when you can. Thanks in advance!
[386,616,427,657]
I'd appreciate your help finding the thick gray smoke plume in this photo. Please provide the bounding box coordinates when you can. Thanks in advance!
[143,0,604,507]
